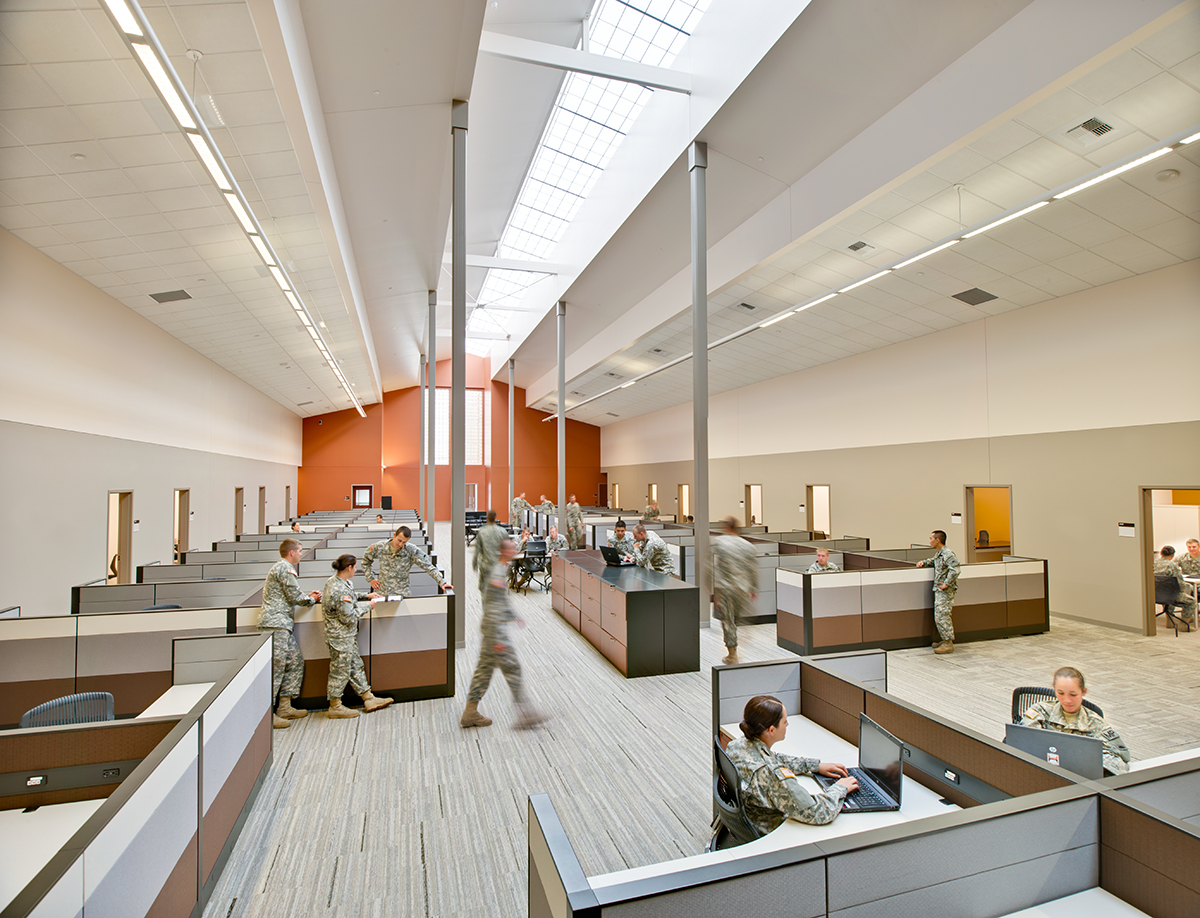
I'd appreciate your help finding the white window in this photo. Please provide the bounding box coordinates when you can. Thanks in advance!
[484,389,492,466]
[435,389,449,465]
[434,388,485,466]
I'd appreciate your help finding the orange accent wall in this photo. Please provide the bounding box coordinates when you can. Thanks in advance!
[299,355,602,521]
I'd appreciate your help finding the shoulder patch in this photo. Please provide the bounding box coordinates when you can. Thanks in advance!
[775,766,797,780]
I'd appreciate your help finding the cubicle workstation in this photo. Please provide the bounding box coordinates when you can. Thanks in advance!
[776,556,1050,656]
[0,634,271,918]
[549,551,699,677]
[529,656,1190,918]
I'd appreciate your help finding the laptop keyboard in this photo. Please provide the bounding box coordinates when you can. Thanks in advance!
[818,768,892,809]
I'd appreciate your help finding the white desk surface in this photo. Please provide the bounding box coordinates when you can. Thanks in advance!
[0,798,104,912]
[1000,888,1148,916]
[1129,747,1200,771]
[137,682,214,719]
[589,717,959,889]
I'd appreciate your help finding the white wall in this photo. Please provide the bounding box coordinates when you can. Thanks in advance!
[0,229,303,616]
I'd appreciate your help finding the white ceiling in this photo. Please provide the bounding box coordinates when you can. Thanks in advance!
[1,0,1197,426]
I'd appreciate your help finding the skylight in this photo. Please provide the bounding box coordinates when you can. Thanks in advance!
[467,0,711,356]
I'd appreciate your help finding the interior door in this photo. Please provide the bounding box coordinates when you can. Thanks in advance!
[352,484,374,509]
[234,487,244,537]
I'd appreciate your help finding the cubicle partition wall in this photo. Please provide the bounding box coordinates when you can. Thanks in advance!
[0,635,272,918]
[527,655,1188,918]
[777,558,1049,655]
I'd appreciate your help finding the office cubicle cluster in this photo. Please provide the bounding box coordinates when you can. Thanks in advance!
[61,511,454,709]
[0,633,272,918]
[529,655,1199,918]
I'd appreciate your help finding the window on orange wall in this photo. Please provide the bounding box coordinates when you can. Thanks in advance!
[483,389,491,466]
[434,388,485,465]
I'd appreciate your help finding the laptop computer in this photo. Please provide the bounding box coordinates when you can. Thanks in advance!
[813,713,904,812]
[1004,723,1104,779]
[599,545,634,567]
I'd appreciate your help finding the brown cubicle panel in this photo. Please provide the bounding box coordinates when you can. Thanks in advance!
[0,617,77,727]
[1099,794,1200,918]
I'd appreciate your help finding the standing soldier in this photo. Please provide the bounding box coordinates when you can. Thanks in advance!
[511,491,533,527]
[472,509,507,592]
[631,523,676,575]
[321,554,394,718]
[537,494,555,514]
[362,526,450,597]
[916,530,960,654]
[258,538,321,728]
[460,538,546,730]
[708,518,758,665]
[565,494,585,550]
[643,499,659,520]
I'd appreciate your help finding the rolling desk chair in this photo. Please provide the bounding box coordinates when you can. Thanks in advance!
[707,737,762,851]
[1154,572,1192,636]
[1011,686,1103,723]
[20,692,115,728]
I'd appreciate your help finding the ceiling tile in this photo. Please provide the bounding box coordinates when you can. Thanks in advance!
[1135,8,1200,69]
[34,60,140,106]
[71,100,164,139]
[25,197,103,224]
[926,145,991,184]
[1106,72,1200,140]
[99,133,182,167]
[0,63,60,109]
[0,9,111,63]
[1013,86,1094,135]
[0,104,89,145]
[61,168,140,198]
[1071,48,1163,105]
[0,172,76,204]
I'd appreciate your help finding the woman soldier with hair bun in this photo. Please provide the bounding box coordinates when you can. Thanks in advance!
[322,554,394,719]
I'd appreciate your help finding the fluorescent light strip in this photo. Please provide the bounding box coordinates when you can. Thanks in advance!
[962,200,1049,239]
[619,380,636,388]
[186,133,230,191]
[223,193,255,233]
[1053,147,1173,199]
[101,0,142,36]
[839,269,891,293]
[1182,130,1200,144]
[284,291,301,310]
[759,311,793,328]
[796,292,838,313]
[131,43,194,129]
[248,234,275,265]
[894,238,960,269]
[269,265,290,292]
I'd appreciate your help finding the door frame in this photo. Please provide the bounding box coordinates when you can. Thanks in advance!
[174,488,189,564]
[234,487,244,537]
[351,484,374,509]
[963,484,1014,563]
[108,490,133,584]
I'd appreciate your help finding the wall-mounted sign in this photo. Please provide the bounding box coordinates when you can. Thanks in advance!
[1118,522,1135,538]
[950,512,962,524]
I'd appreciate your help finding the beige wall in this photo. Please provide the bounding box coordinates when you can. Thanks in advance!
[602,262,1200,630]
[0,229,303,616]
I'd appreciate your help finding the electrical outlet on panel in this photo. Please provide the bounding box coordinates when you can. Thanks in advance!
[26,775,46,787]
[943,769,960,784]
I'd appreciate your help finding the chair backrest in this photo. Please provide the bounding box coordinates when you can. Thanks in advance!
[713,737,761,846]
[20,692,115,729]
[1011,685,1103,723]
[1154,572,1178,604]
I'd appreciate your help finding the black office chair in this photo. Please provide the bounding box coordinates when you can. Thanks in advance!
[707,737,761,852]
[522,541,550,593]
[20,692,114,728]
[1154,572,1192,636]
[1011,686,1103,724]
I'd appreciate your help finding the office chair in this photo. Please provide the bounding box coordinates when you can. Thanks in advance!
[707,736,762,852]
[1011,686,1103,724]
[20,692,115,728]
[521,541,549,593]
[1154,572,1192,636]
[142,603,184,611]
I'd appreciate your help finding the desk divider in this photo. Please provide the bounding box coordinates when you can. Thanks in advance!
[528,794,599,918]
[1098,791,1200,918]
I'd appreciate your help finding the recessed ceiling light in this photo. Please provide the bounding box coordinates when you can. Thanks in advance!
[71,153,86,161]
[1155,169,1180,182]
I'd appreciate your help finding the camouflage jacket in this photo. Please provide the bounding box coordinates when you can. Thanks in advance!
[480,560,517,647]
[632,531,676,575]
[321,574,368,652]
[1022,700,1131,775]
[258,558,314,629]
[710,534,758,596]
[608,533,636,556]
[724,737,846,833]
[921,546,960,592]
[362,538,443,596]
[1154,557,1189,595]
[473,523,507,576]
[806,560,841,573]
[1176,552,1200,577]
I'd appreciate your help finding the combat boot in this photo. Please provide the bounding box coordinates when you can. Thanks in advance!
[277,696,307,719]
[515,703,548,730]
[460,701,492,727]
[362,691,393,712]
[722,648,739,665]
[934,641,954,654]
[273,714,291,729]
[327,699,360,718]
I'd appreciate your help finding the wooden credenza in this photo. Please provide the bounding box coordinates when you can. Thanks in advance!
[551,550,699,677]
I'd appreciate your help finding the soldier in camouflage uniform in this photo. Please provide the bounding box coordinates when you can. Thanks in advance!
[916,530,960,653]
[708,518,758,665]
[460,538,546,730]
[643,500,659,520]
[724,695,856,834]
[806,548,841,573]
[1178,539,1200,577]
[544,525,568,553]
[321,555,393,718]
[362,526,448,597]
[1154,546,1197,625]
[257,538,321,729]
[472,510,507,592]
[1021,667,1131,775]
[537,495,555,514]
[631,524,675,575]
[511,492,533,527]
[607,520,636,557]
[565,495,585,550]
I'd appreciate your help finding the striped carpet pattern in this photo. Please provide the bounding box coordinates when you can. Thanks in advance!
[203,525,1198,917]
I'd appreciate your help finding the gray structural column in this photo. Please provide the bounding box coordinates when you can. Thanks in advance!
[419,353,426,523]
[427,290,436,530]
[690,141,709,627]
[508,358,515,519]
[556,301,566,528]
[451,99,467,645]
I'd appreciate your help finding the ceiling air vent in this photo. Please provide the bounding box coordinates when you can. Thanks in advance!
[149,289,191,303]
[847,240,876,260]
[953,287,998,306]
[604,371,623,379]
[571,390,586,397]
[650,347,666,355]
[734,302,757,313]
[297,401,313,407]
[1051,109,1130,153]
[1065,117,1113,144]
[606,412,619,417]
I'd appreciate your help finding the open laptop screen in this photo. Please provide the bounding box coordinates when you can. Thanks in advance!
[859,714,904,804]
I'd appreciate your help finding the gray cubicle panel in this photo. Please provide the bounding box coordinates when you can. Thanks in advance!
[1100,757,1200,827]
[0,616,76,727]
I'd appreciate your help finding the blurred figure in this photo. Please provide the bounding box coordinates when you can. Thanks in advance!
[708,517,758,665]
[472,509,506,592]
[565,494,585,549]
[322,554,394,718]
[460,538,546,730]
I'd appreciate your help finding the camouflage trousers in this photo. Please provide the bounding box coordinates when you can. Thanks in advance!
[934,588,956,642]
[261,626,304,702]
[716,592,752,650]
[567,524,584,550]
[467,637,523,704]
[327,646,369,700]
[1169,591,1197,622]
